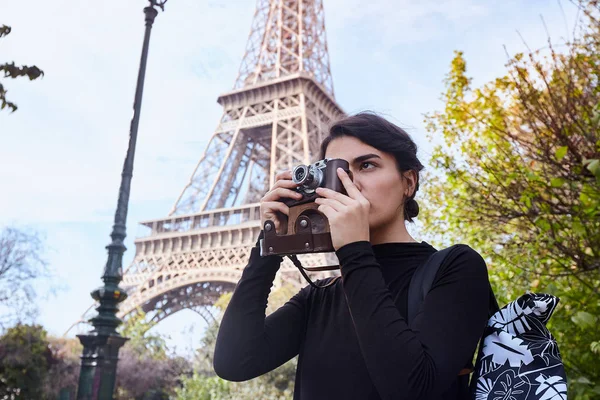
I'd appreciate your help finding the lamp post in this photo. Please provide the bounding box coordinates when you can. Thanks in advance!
[76,1,167,398]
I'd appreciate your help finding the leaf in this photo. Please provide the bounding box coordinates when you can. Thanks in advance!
[535,218,552,232]
[571,311,597,329]
[554,146,568,161]
[550,177,565,188]
[573,220,586,236]
[489,298,528,334]
[520,193,532,208]
[474,377,494,400]
[575,376,592,384]
[535,374,567,400]
[481,330,534,367]
[0,25,11,38]
[584,159,600,178]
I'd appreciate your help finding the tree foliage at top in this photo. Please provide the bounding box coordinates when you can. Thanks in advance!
[0,25,44,113]
[422,2,600,398]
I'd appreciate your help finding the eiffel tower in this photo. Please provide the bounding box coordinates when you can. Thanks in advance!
[115,0,344,324]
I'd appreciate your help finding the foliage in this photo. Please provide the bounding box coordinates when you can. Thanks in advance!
[176,284,299,400]
[115,347,190,400]
[175,371,294,400]
[0,324,52,399]
[0,226,48,330]
[175,373,231,400]
[115,310,191,400]
[0,25,44,112]
[0,324,81,399]
[114,287,298,400]
[119,310,169,359]
[44,336,82,399]
[422,3,600,398]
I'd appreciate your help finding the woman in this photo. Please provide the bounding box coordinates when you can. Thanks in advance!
[213,112,491,400]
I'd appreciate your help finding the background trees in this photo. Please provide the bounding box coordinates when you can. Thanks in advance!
[422,2,600,398]
[0,226,298,399]
[115,312,191,400]
[0,227,49,329]
[173,285,298,400]
[0,324,80,399]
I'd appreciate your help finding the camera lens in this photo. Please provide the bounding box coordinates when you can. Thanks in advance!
[292,164,323,192]
[292,165,309,185]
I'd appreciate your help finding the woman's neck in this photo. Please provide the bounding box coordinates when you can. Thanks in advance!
[370,219,418,245]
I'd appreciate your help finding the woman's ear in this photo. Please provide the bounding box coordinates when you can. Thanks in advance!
[402,170,418,198]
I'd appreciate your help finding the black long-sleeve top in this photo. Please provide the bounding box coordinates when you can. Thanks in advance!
[214,234,490,400]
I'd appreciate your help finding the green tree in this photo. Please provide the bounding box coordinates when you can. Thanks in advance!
[422,2,600,398]
[0,325,82,399]
[176,284,299,400]
[0,25,44,112]
[44,336,82,400]
[0,324,52,399]
[175,373,231,400]
[115,310,191,400]
[119,311,169,360]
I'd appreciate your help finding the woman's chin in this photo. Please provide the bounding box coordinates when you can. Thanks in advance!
[369,216,402,235]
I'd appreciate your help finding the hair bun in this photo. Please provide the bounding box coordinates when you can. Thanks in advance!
[405,198,419,221]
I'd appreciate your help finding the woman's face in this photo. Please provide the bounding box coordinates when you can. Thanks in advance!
[324,136,414,231]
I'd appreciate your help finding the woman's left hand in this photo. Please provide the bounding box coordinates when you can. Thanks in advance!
[314,168,370,250]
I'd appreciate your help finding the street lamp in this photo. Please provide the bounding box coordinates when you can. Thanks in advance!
[76,1,167,398]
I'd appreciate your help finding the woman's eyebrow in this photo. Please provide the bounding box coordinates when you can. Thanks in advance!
[352,153,382,164]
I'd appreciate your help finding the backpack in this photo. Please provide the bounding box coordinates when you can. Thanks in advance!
[408,245,568,400]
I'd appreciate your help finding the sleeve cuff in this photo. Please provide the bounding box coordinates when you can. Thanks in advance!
[255,230,265,248]
[335,241,373,265]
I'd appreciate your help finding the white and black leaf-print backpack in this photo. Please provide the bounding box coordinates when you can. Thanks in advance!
[408,245,568,400]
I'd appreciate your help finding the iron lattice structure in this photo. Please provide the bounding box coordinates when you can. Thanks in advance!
[89,0,344,327]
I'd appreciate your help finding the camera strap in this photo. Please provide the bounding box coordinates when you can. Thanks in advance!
[286,255,341,289]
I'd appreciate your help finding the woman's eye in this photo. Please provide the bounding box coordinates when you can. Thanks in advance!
[360,162,374,170]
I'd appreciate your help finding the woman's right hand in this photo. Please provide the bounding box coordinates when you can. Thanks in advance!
[260,170,304,234]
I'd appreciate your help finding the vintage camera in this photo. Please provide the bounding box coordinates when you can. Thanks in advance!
[282,158,350,207]
[260,158,350,257]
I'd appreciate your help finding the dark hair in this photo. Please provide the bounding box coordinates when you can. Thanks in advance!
[319,112,424,223]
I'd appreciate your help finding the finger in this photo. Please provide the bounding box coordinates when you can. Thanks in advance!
[315,187,353,206]
[317,204,336,220]
[274,170,293,182]
[262,201,290,216]
[262,187,303,202]
[314,197,344,212]
[272,178,298,190]
[337,168,363,200]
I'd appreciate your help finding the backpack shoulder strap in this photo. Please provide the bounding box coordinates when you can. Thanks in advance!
[407,245,461,325]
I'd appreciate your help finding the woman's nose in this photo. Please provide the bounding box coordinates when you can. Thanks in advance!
[348,171,361,192]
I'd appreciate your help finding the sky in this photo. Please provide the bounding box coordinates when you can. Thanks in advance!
[0,0,581,354]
